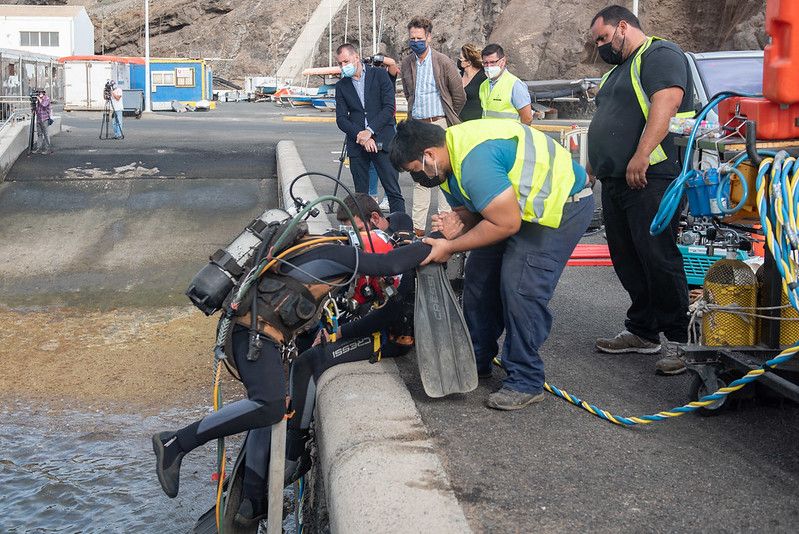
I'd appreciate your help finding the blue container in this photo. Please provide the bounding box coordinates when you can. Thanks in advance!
[686,169,732,218]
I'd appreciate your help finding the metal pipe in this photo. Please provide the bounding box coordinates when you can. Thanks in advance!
[358,4,362,57]
[372,0,377,55]
[344,1,349,43]
[144,0,151,113]
[633,0,639,17]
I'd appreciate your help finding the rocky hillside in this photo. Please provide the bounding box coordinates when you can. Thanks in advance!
[15,0,767,81]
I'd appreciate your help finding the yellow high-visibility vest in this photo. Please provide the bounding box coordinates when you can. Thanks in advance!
[479,70,522,121]
[441,119,575,228]
[598,36,694,165]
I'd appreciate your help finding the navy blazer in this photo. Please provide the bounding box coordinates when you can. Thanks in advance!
[335,65,396,157]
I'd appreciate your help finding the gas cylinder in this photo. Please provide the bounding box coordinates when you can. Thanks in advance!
[702,250,758,346]
[755,264,799,347]
[763,0,799,104]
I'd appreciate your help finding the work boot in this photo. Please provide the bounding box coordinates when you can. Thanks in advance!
[655,342,687,375]
[595,330,661,354]
[152,431,185,498]
[486,387,545,411]
[414,228,425,237]
[234,497,267,528]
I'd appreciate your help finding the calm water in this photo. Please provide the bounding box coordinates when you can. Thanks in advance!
[0,400,288,533]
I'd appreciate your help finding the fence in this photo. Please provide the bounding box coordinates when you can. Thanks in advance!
[0,49,63,104]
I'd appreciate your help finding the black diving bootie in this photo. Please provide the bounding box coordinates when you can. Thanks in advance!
[234,497,267,528]
[152,431,185,498]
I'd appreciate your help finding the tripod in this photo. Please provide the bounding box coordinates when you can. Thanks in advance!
[99,99,123,140]
[27,98,36,155]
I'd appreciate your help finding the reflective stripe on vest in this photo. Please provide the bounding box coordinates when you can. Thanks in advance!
[479,71,522,121]
[442,119,574,228]
[598,36,694,165]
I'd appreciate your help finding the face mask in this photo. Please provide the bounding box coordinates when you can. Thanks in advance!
[484,65,502,79]
[341,63,357,78]
[409,40,428,56]
[410,154,445,188]
[597,26,625,65]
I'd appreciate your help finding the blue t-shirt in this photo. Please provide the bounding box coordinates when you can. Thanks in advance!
[442,138,586,212]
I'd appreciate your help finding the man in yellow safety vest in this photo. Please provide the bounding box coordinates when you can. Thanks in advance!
[389,118,594,410]
[478,44,534,124]
[587,5,695,375]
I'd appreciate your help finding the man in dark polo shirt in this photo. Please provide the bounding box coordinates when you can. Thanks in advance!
[587,5,694,375]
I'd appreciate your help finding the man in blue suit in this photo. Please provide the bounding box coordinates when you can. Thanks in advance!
[335,43,406,213]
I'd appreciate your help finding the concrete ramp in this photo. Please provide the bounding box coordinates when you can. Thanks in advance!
[275,0,349,83]
[0,112,278,309]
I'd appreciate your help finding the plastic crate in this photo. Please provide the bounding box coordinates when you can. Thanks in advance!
[678,244,748,286]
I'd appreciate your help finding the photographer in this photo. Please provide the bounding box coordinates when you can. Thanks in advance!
[33,89,53,154]
[364,53,400,80]
[108,81,124,139]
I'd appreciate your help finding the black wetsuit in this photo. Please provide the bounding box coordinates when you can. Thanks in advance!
[165,236,430,502]
[286,242,418,465]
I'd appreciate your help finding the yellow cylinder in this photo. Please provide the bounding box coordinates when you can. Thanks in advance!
[702,258,758,346]
[755,265,799,346]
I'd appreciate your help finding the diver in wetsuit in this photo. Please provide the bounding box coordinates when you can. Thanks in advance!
[152,197,428,526]
[285,194,418,487]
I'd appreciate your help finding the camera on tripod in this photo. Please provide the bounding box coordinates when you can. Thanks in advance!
[363,54,385,67]
[28,89,40,108]
[103,80,114,102]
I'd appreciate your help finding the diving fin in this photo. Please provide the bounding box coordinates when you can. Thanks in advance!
[414,263,478,398]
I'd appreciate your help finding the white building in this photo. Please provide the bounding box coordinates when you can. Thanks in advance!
[0,5,94,57]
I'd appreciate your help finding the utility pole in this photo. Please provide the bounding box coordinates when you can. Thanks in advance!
[144,0,151,112]
[371,0,376,55]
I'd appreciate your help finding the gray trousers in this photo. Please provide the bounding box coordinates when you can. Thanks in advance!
[36,118,51,151]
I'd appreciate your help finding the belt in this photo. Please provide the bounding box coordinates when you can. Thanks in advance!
[565,187,593,203]
[416,116,445,123]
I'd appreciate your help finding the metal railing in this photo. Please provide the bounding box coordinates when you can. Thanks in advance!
[0,97,34,139]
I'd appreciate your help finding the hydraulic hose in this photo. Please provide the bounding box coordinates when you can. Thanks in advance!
[650,91,748,235]
[716,166,749,215]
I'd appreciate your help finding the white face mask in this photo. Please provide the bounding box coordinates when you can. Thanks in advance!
[485,65,502,79]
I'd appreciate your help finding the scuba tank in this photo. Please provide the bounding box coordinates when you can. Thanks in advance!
[186,208,291,315]
[756,264,799,347]
[701,247,758,346]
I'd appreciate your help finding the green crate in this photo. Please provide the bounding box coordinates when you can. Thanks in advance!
[678,244,748,286]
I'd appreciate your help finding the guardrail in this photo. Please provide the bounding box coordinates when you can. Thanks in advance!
[1,97,34,132]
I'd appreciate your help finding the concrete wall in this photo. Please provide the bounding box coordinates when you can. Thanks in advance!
[276,139,472,534]
[0,116,61,182]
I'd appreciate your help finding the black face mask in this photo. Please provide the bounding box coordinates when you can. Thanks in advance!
[410,170,445,188]
[597,26,625,65]
[410,155,445,187]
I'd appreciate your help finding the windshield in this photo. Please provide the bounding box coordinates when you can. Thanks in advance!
[695,56,763,98]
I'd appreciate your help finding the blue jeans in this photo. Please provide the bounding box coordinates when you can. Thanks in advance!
[113,110,123,138]
[368,163,378,196]
[463,194,595,393]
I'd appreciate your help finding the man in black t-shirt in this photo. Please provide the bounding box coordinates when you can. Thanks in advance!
[587,5,692,376]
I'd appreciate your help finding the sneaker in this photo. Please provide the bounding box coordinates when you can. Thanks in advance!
[234,497,267,528]
[595,330,661,354]
[486,387,545,411]
[152,431,185,498]
[378,197,390,212]
[655,342,687,375]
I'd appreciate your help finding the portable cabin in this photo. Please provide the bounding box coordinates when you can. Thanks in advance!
[59,55,140,111]
[130,58,214,111]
